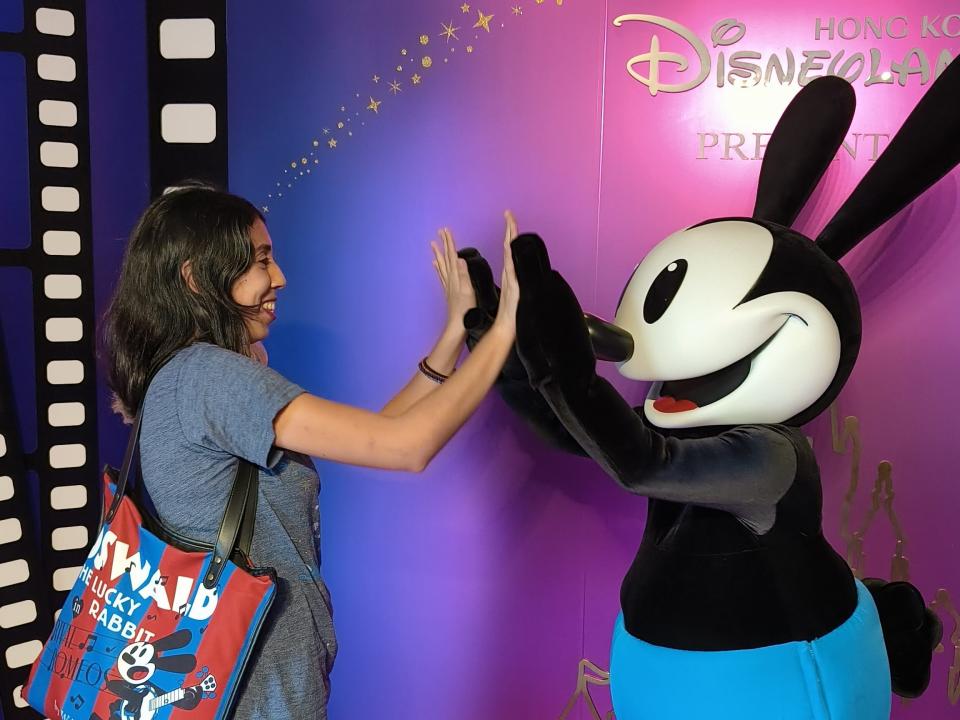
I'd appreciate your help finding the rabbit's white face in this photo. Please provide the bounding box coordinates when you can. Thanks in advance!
[117,641,157,684]
[614,220,842,429]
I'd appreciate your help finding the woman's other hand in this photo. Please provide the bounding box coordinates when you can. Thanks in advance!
[492,210,519,337]
[431,227,476,334]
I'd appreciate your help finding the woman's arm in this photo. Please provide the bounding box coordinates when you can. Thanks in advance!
[380,217,514,417]
[274,322,513,472]
[274,219,520,473]
[379,323,465,417]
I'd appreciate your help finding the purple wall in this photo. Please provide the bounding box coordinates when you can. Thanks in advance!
[225,1,960,717]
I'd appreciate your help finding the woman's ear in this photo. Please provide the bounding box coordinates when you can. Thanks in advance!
[180,260,199,293]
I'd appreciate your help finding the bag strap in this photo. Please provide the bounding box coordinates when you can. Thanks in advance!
[204,459,259,589]
[105,365,261,588]
[237,465,259,558]
[104,403,144,523]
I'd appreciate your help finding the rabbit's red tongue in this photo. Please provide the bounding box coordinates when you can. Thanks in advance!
[653,396,698,413]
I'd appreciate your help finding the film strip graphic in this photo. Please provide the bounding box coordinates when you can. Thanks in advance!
[0,1,99,717]
[147,0,228,195]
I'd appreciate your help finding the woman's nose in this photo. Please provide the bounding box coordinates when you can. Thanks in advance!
[271,261,286,289]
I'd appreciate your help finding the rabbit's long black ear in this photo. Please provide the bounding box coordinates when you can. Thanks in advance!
[817,57,960,260]
[154,653,197,674]
[152,628,192,652]
[753,75,855,227]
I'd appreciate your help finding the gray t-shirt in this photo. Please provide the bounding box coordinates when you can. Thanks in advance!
[139,342,336,718]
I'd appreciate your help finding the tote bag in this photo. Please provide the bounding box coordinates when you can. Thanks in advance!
[24,401,276,720]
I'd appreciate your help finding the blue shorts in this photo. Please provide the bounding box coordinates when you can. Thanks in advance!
[610,579,891,720]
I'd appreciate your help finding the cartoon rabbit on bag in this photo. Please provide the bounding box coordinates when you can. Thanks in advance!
[91,629,216,720]
[460,58,960,720]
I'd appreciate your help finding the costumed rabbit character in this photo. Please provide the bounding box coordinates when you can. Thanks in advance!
[460,59,960,720]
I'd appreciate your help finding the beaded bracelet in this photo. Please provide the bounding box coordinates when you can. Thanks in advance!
[418,357,451,384]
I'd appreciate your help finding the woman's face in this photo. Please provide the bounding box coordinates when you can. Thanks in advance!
[231,219,286,344]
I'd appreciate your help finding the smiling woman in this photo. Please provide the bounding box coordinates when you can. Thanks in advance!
[224,219,282,337]
[99,184,521,719]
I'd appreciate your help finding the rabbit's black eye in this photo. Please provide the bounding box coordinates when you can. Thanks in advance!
[644,260,687,323]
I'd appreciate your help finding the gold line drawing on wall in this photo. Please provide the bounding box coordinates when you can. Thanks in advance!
[829,404,909,581]
[558,658,615,720]
[930,589,960,705]
[831,406,862,571]
[828,402,960,705]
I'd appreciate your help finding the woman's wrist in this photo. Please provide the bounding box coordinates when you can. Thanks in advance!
[425,321,467,375]
[487,316,516,344]
[442,316,468,342]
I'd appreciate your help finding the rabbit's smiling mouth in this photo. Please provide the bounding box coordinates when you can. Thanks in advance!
[128,666,150,682]
[652,319,792,412]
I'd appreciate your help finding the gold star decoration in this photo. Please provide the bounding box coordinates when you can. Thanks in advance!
[367,96,382,113]
[419,34,429,45]
[535,0,544,4]
[389,79,402,94]
[411,73,422,84]
[512,5,522,15]
[422,56,433,68]
[301,157,308,164]
[372,74,380,83]
[474,9,493,31]
[440,20,460,42]
[460,2,471,12]
[467,45,474,52]
[328,138,337,148]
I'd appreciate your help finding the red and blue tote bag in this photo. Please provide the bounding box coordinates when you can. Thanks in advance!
[23,406,276,720]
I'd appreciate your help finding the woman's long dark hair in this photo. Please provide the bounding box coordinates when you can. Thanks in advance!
[101,185,265,420]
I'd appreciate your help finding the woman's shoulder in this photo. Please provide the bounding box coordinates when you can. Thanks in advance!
[161,342,257,375]
[159,341,303,400]
[149,343,276,400]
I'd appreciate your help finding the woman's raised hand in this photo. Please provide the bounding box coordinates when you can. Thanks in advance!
[493,210,520,335]
[431,226,476,332]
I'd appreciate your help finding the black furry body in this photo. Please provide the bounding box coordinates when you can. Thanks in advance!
[622,422,855,650]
